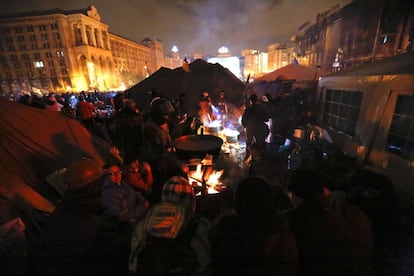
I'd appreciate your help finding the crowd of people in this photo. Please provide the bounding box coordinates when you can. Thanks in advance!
[1,89,411,275]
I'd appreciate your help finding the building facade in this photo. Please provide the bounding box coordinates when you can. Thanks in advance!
[292,0,414,72]
[266,43,294,72]
[0,6,164,96]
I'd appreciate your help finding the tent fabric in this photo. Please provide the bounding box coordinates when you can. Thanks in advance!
[254,63,321,82]
[127,59,246,116]
[0,98,113,212]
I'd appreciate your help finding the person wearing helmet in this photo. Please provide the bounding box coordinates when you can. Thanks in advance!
[31,159,129,275]
[141,98,188,204]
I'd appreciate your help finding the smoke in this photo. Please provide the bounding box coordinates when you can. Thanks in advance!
[152,0,284,55]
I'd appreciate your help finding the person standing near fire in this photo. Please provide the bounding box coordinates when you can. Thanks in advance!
[242,93,270,147]
[198,91,215,126]
[215,90,229,128]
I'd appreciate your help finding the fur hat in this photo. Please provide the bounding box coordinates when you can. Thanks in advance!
[162,176,195,212]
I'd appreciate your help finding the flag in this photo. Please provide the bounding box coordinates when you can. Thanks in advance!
[182,57,190,73]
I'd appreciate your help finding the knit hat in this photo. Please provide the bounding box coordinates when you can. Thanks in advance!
[161,176,195,212]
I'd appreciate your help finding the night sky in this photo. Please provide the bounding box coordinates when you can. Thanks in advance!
[0,0,346,56]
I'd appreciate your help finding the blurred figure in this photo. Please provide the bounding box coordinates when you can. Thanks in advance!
[286,168,373,276]
[122,155,153,196]
[198,92,215,126]
[113,99,144,157]
[242,93,270,160]
[76,96,96,131]
[45,95,63,112]
[31,159,108,275]
[215,90,229,128]
[211,176,298,276]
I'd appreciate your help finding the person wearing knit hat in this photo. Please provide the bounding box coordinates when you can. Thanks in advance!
[129,176,211,274]
[161,176,196,212]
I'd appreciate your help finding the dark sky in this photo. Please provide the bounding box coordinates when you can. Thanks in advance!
[0,0,346,56]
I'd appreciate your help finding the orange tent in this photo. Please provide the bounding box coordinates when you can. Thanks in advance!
[255,63,321,82]
[0,98,113,213]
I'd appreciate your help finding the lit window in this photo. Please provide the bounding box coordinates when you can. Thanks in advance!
[56,50,64,57]
[386,95,414,160]
[34,61,44,68]
[323,89,363,136]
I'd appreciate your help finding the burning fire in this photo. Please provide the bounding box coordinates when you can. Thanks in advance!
[188,163,224,194]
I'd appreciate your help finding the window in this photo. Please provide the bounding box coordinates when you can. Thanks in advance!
[41,34,48,40]
[53,33,60,40]
[56,50,64,58]
[22,53,29,60]
[386,95,414,160]
[27,25,34,32]
[17,36,25,42]
[43,43,50,49]
[34,53,41,59]
[30,35,36,41]
[51,23,58,30]
[39,24,46,31]
[323,89,363,136]
[45,52,52,58]
[34,61,44,68]
[15,26,23,33]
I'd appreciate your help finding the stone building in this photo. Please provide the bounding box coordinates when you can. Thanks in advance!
[0,6,166,96]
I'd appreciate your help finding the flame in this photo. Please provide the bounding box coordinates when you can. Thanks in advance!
[188,165,224,194]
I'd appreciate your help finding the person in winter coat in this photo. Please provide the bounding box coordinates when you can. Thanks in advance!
[129,176,211,275]
[101,164,149,225]
[242,93,270,146]
[285,168,373,276]
[211,176,298,276]
[30,159,130,275]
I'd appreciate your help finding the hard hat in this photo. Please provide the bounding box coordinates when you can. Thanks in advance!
[151,98,175,115]
[64,159,104,190]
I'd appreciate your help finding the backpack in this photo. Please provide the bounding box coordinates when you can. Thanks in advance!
[136,217,199,275]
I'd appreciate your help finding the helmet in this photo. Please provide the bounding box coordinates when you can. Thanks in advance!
[151,98,175,115]
[64,159,104,190]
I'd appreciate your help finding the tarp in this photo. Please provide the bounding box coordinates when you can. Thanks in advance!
[0,98,113,213]
[127,59,246,116]
[255,63,321,82]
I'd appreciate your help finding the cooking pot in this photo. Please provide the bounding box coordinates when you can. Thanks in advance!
[174,134,223,160]
[204,126,220,135]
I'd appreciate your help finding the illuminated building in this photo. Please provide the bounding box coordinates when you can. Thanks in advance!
[208,46,244,80]
[241,49,269,80]
[266,43,293,72]
[0,6,164,96]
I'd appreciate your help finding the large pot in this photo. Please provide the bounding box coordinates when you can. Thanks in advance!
[174,134,223,160]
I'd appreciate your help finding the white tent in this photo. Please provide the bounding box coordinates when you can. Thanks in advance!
[316,52,414,210]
